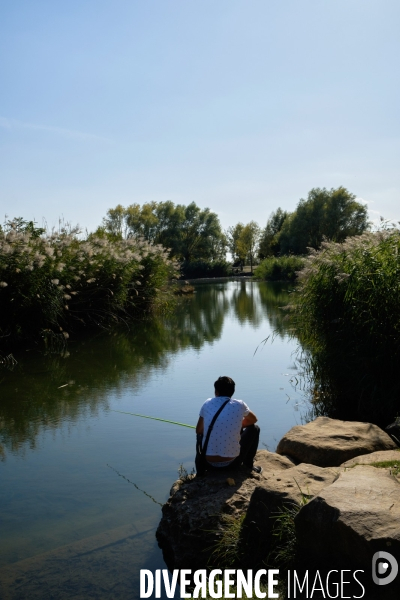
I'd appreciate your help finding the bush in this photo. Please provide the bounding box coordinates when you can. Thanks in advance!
[254,256,305,281]
[0,219,178,348]
[290,228,400,424]
[180,259,230,279]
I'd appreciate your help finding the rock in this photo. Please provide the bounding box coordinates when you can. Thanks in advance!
[276,416,397,467]
[157,440,400,581]
[295,465,400,597]
[156,450,293,571]
[255,449,296,472]
[341,449,400,467]
[241,463,340,568]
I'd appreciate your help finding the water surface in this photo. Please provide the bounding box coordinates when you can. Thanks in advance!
[0,281,304,599]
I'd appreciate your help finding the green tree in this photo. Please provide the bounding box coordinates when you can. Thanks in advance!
[278,187,369,255]
[102,201,226,262]
[102,204,128,239]
[125,202,160,242]
[226,223,245,264]
[177,202,225,261]
[258,208,288,258]
[237,221,261,274]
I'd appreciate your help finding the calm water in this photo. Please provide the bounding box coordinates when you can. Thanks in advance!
[0,281,305,599]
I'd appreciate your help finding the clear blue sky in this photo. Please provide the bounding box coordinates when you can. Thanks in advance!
[1,0,399,232]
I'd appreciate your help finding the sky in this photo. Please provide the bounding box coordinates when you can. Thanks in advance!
[1,0,399,233]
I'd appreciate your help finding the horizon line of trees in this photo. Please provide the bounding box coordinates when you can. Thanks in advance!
[99,187,370,270]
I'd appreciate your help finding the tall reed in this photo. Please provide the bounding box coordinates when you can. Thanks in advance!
[290,227,400,424]
[0,219,178,348]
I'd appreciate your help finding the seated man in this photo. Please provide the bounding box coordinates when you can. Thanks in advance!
[196,376,261,473]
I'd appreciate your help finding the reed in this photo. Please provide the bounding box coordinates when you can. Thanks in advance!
[0,218,178,349]
[289,226,400,424]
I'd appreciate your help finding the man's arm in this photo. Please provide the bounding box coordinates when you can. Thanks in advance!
[242,410,257,428]
[196,416,204,434]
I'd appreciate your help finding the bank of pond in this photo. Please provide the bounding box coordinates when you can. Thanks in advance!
[1,224,400,428]
[0,270,399,599]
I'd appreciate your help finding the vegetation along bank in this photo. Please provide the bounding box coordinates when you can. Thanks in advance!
[289,225,400,425]
[0,218,177,352]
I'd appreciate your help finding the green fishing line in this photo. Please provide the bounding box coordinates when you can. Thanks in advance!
[111,409,195,429]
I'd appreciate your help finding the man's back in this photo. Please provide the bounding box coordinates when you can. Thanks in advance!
[195,376,260,472]
[199,396,250,458]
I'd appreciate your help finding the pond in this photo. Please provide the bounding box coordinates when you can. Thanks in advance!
[0,280,306,599]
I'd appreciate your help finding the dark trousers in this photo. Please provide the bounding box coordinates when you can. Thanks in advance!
[207,424,260,471]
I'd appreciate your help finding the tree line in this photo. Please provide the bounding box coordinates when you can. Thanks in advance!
[99,187,369,271]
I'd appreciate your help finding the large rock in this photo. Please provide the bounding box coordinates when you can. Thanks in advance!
[341,449,400,468]
[295,465,400,597]
[277,416,397,467]
[241,462,340,568]
[156,450,294,571]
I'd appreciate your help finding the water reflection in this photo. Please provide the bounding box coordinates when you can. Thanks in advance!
[231,281,264,326]
[0,282,293,458]
[0,281,300,599]
[258,282,295,338]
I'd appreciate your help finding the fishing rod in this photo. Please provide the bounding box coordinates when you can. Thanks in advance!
[111,409,195,429]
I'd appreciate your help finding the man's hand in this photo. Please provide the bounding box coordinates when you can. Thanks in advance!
[242,410,257,428]
[196,416,204,434]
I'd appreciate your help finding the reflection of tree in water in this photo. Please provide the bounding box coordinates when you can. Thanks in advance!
[229,280,294,338]
[257,282,295,339]
[0,282,294,458]
[230,281,264,327]
[178,284,229,347]
[0,286,229,457]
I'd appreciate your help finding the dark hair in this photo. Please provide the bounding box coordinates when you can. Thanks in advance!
[214,376,235,398]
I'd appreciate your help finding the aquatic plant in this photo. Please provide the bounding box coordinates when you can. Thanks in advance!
[0,218,178,349]
[289,225,400,424]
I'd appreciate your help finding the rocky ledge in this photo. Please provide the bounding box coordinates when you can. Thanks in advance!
[156,417,400,597]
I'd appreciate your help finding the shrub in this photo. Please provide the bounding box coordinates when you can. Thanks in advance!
[0,218,178,348]
[180,259,230,279]
[290,228,400,424]
[254,256,305,281]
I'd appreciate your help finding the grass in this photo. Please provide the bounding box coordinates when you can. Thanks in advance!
[201,509,288,599]
[177,463,196,482]
[209,513,247,569]
[289,226,400,425]
[346,458,400,479]
[369,460,400,478]
[268,482,310,571]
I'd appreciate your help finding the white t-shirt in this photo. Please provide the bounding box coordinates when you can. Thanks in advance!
[199,396,250,458]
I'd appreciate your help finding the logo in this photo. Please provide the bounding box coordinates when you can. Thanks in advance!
[372,551,398,586]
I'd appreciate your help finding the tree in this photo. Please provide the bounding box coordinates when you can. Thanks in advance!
[278,187,369,255]
[226,223,245,264]
[125,202,160,242]
[322,187,369,242]
[237,221,261,274]
[102,201,226,262]
[177,202,225,262]
[258,208,288,258]
[102,204,127,238]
